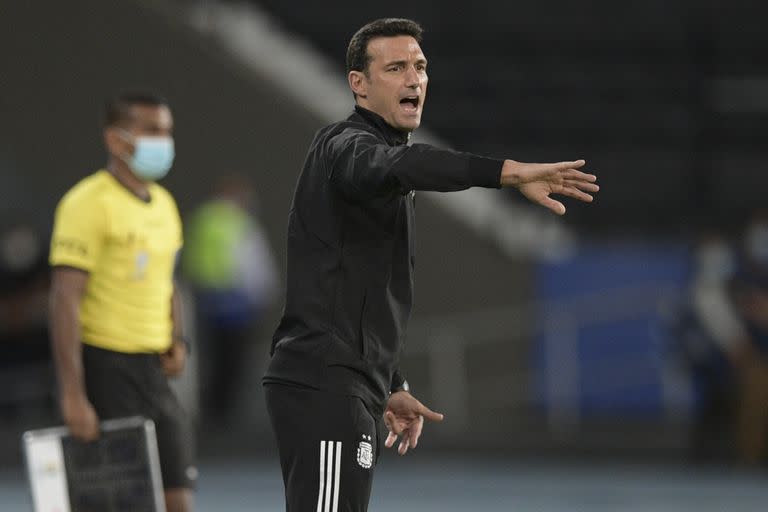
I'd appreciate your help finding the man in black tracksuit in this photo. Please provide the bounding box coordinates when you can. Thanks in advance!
[264,18,599,512]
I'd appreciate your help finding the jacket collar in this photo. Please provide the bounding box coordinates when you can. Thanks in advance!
[352,105,410,146]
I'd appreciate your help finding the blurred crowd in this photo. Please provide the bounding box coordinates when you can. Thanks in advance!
[0,220,52,422]
[182,174,278,425]
[672,209,768,466]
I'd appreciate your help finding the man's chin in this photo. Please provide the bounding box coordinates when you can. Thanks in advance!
[395,116,421,132]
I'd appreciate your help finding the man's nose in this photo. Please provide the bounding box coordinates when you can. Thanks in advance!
[405,66,421,88]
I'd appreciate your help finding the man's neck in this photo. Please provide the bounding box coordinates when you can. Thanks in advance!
[107,159,151,201]
[353,105,411,145]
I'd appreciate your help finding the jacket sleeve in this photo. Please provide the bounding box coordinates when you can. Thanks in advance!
[328,128,503,201]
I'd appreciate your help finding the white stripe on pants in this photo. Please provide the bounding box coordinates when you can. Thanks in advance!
[316,441,342,512]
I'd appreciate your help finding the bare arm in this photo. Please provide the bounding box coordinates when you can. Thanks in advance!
[49,266,99,440]
[160,282,187,377]
[171,281,183,339]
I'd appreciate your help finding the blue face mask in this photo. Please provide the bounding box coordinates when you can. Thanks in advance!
[120,132,175,181]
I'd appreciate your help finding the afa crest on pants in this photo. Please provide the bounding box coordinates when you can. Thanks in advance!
[356,434,373,469]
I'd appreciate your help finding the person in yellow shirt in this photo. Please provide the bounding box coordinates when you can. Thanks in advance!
[49,92,194,512]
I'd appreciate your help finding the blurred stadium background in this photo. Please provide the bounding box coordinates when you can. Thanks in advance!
[2,0,767,510]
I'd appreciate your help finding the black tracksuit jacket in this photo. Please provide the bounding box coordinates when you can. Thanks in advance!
[264,105,503,415]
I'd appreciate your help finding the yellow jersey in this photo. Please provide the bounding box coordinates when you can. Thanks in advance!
[50,170,182,353]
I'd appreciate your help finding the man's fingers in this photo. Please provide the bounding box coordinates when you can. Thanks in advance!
[384,411,404,434]
[563,179,600,193]
[398,436,410,455]
[562,169,596,182]
[560,187,593,203]
[553,160,586,172]
[85,418,100,441]
[418,404,445,423]
[86,427,100,442]
[410,416,424,448]
[540,196,566,215]
[72,423,100,442]
[385,431,397,448]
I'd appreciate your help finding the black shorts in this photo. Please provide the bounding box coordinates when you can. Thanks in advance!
[265,383,381,512]
[82,344,196,490]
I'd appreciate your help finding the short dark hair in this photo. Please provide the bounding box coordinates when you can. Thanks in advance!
[104,91,168,127]
[346,18,424,75]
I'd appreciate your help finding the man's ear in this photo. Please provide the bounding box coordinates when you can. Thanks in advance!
[104,127,132,159]
[348,71,367,98]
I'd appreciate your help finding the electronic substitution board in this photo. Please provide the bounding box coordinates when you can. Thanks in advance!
[23,416,165,512]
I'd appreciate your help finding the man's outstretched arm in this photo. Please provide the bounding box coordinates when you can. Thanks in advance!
[329,130,598,212]
[328,130,502,200]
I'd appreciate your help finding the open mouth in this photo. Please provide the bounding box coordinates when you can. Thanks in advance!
[399,96,419,112]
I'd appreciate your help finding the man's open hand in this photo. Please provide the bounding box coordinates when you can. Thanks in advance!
[501,159,599,215]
